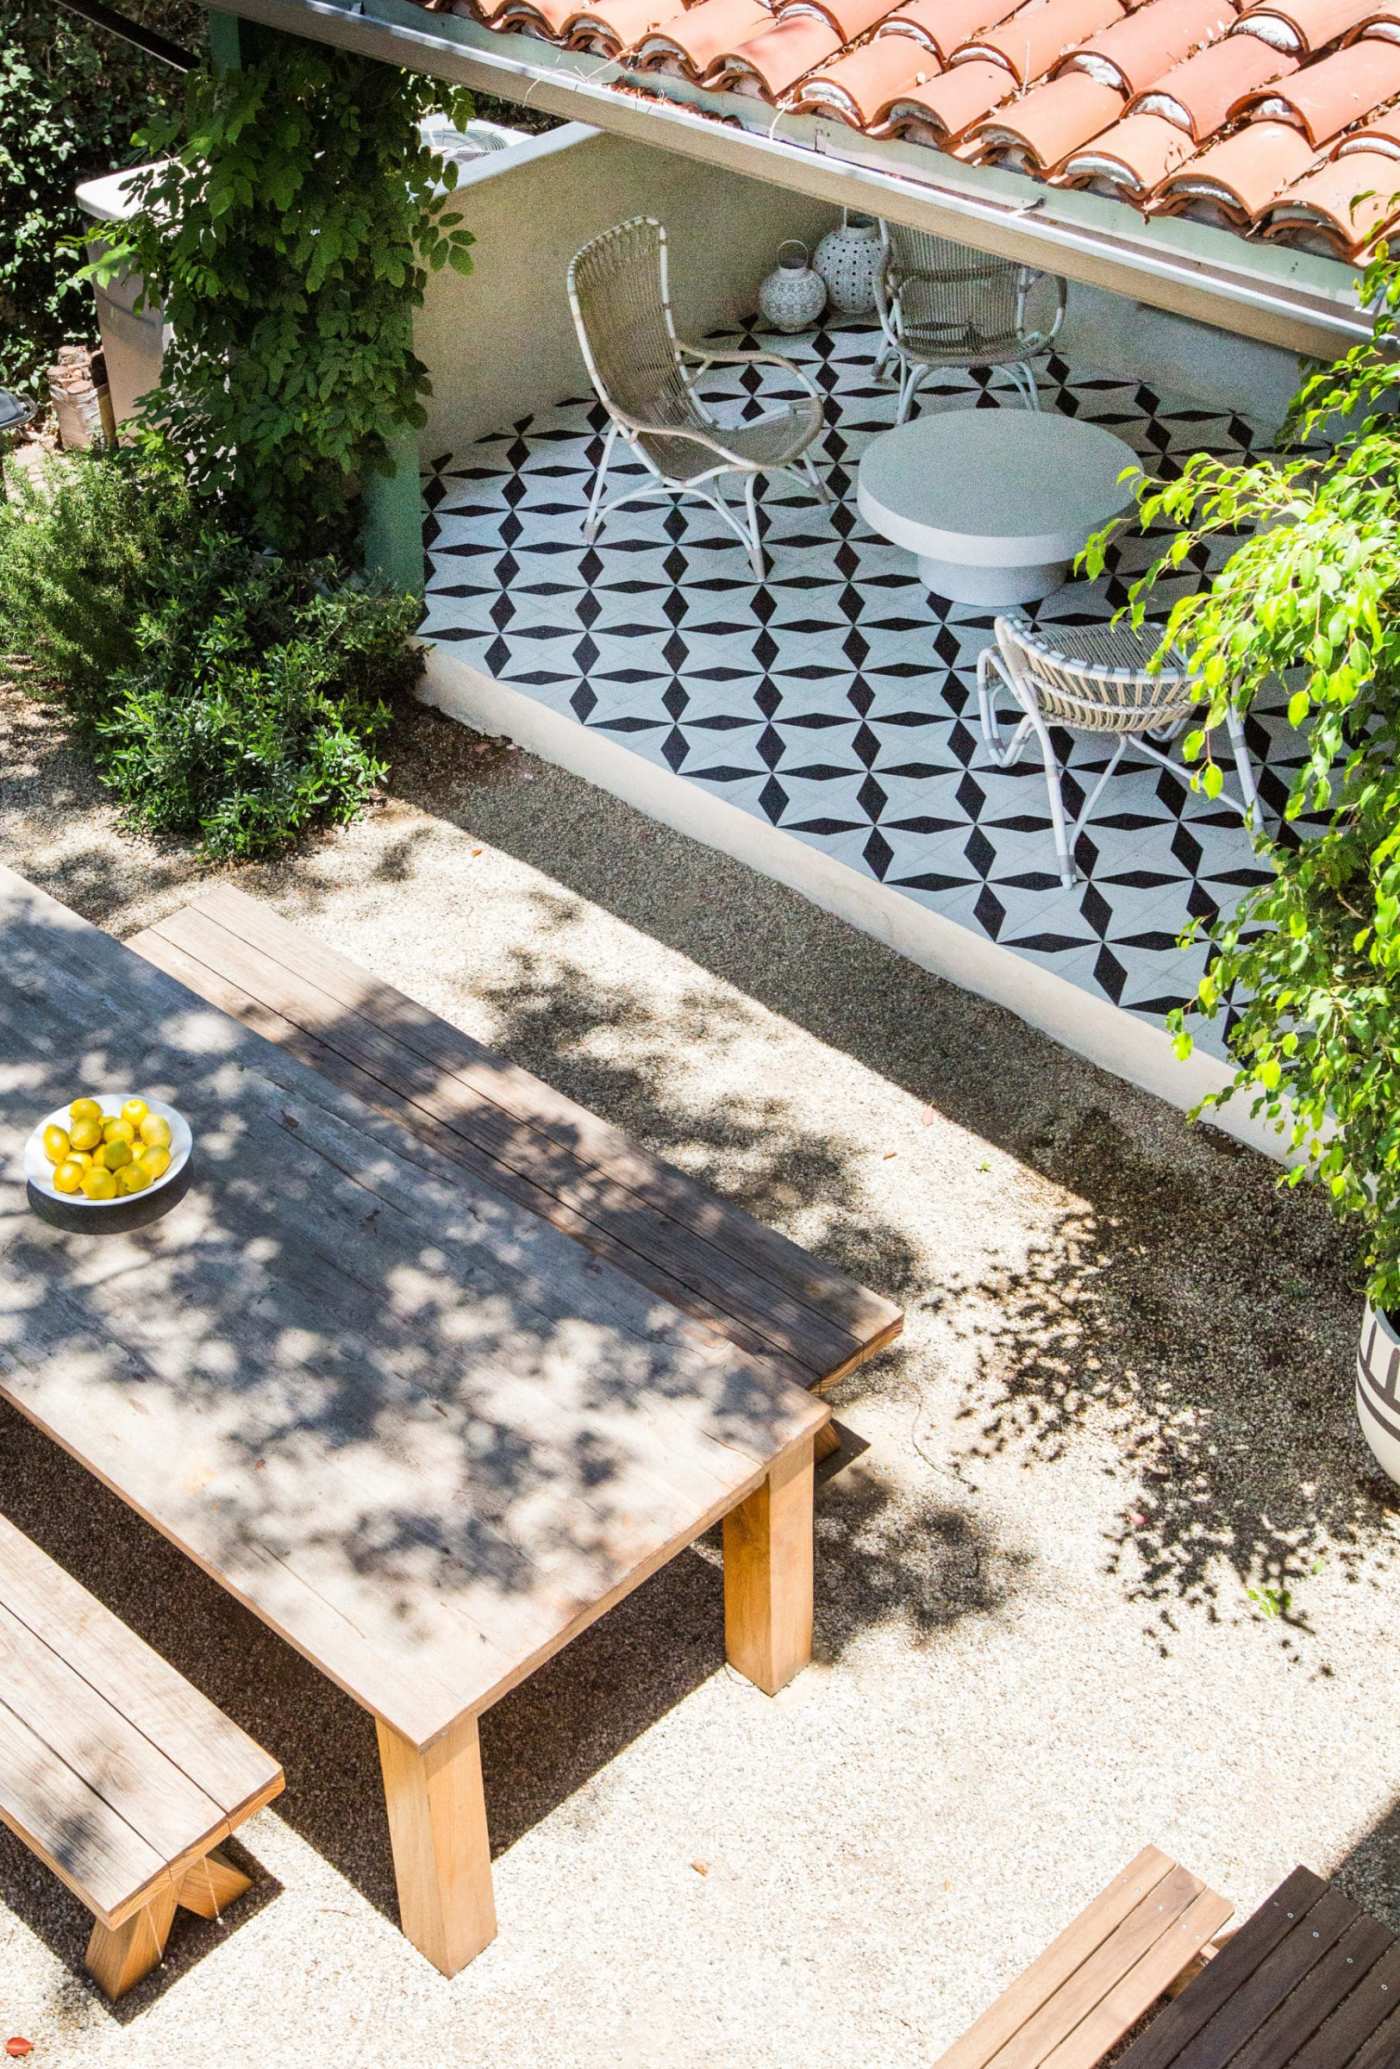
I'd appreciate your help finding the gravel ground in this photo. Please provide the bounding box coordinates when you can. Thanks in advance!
[2,680,1398,2069]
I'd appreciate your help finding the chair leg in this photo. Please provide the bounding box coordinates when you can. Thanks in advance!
[582,421,618,543]
[1008,361,1041,410]
[1226,707,1262,830]
[742,475,766,581]
[800,449,832,506]
[895,359,925,425]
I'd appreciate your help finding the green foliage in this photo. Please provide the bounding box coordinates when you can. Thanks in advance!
[0,448,422,860]
[1084,244,1400,1312]
[98,31,475,555]
[0,445,191,711]
[0,3,200,400]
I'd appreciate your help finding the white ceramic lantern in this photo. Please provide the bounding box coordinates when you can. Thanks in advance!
[814,210,881,315]
[758,240,827,333]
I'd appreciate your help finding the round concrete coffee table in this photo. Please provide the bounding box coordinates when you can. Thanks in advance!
[856,408,1138,607]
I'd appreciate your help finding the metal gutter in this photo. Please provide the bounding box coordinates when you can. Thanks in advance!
[201,0,1370,357]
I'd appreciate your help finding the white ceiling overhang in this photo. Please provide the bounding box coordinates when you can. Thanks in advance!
[200,0,1373,357]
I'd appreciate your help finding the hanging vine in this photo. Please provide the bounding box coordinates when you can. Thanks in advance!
[96,28,475,555]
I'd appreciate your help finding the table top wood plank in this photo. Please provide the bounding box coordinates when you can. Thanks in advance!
[130,918,800,1376]
[0,867,827,1750]
[158,882,902,1372]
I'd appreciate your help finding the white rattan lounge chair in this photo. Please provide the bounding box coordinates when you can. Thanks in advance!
[567,216,831,581]
[873,226,1066,423]
[976,616,1262,889]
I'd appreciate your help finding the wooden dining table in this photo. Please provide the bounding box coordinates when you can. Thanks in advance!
[0,866,828,1976]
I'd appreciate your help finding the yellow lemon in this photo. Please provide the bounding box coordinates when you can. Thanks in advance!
[69,1097,102,1125]
[121,1096,149,1126]
[69,1150,93,1170]
[41,1124,71,1165]
[52,1159,84,1195]
[139,1145,171,1181]
[117,1160,151,1194]
[139,1114,171,1150]
[69,1117,103,1152]
[81,1166,118,1201]
[103,1117,136,1146]
[97,1138,132,1172]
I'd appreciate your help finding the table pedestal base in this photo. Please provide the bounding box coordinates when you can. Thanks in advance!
[917,554,1069,607]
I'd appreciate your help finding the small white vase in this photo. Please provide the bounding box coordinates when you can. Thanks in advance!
[758,240,827,333]
[814,210,881,316]
[1356,1302,1400,1484]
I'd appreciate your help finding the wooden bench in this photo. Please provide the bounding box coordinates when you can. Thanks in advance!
[131,883,902,1454]
[935,1847,1234,2069]
[939,1850,1400,2069]
[0,1518,283,1999]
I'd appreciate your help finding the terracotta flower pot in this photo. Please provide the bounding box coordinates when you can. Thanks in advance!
[1356,1302,1400,1485]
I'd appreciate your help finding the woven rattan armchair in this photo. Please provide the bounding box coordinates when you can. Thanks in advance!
[567,216,830,581]
[874,226,1066,423]
[976,616,1261,889]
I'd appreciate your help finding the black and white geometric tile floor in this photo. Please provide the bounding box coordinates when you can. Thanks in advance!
[422,318,1299,1055]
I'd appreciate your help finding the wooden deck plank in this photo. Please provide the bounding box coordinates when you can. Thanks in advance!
[145,883,902,1379]
[1116,1869,1333,2069]
[1225,1911,1397,2069]
[0,1519,280,1825]
[0,864,828,1751]
[1037,1885,1235,2069]
[1287,1933,1400,2069]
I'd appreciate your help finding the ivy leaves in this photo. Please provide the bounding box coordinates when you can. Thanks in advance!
[97,31,475,556]
[1089,248,1400,1309]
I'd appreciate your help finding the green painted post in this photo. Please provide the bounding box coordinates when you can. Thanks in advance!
[207,11,243,69]
[362,425,426,598]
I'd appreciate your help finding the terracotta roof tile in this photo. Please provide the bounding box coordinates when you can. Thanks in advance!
[1150,113,1316,216]
[1056,0,1237,92]
[950,0,1125,82]
[786,32,940,118]
[1227,33,1400,140]
[1127,32,1296,133]
[632,0,771,75]
[1257,140,1400,240]
[1232,0,1378,49]
[404,0,1400,254]
[875,0,1021,55]
[967,69,1127,161]
[1056,106,1198,188]
[869,53,1016,133]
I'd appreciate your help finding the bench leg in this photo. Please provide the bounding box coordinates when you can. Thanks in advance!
[723,1435,815,1696]
[376,1711,497,1978]
[176,1846,253,1920]
[85,1889,177,2000]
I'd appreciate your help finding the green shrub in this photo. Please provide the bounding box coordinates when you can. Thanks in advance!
[0,4,201,400]
[0,445,193,712]
[0,448,422,860]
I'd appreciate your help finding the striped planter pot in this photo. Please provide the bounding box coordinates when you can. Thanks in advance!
[1356,1304,1400,1486]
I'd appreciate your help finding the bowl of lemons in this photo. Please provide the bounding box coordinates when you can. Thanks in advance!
[25,1092,191,1208]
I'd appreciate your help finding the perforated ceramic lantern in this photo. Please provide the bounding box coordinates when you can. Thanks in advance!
[758,240,827,333]
[814,211,881,315]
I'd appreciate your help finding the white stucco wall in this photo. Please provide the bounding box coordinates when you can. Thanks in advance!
[1060,282,1302,431]
[414,124,839,458]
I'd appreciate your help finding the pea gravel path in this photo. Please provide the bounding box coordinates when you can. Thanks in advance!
[2,680,1397,2069]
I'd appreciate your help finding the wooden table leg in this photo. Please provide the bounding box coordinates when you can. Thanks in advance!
[176,1845,253,1920]
[86,1887,178,2000]
[376,1711,497,1978]
[723,1434,815,1696]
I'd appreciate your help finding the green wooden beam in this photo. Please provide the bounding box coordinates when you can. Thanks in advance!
[207,10,244,68]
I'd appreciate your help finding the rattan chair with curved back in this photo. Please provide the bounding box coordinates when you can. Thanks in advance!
[976,616,1262,889]
[567,216,831,581]
[874,226,1066,423]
